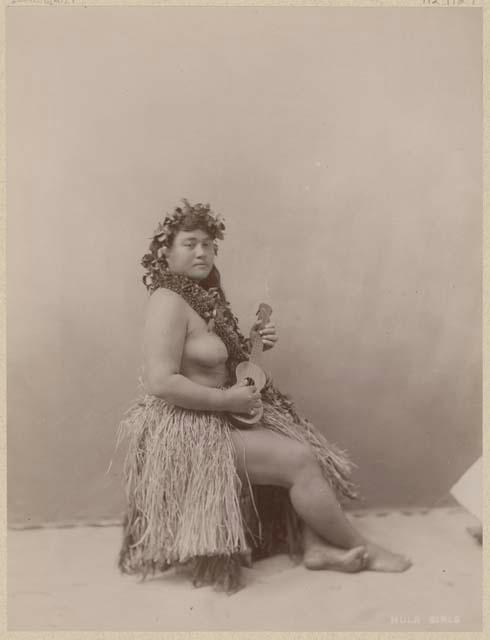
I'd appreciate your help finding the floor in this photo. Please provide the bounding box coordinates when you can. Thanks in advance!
[8,507,482,631]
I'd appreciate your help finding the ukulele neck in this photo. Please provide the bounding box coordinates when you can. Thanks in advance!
[247,302,272,364]
[249,334,264,364]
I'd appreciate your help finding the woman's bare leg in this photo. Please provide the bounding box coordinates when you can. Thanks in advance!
[231,427,412,572]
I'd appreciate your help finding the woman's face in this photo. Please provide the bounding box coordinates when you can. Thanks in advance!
[164,228,215,280]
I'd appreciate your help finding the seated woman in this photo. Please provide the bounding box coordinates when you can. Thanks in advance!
[117,200,412,593]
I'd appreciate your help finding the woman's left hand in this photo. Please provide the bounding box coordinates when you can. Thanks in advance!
[250,320,278,351]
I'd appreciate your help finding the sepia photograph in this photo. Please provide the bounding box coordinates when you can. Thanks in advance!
[6,4,482,632]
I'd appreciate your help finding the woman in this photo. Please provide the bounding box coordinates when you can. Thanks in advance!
[118,200,412,593]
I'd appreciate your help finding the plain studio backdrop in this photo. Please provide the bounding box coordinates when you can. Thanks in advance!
[7,7,481,526]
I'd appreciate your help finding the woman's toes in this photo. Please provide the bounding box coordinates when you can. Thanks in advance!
[343,546,362,569]
[354,546,370,572]
[336,545,367,572]
[390,553,412,572]
[365,543,413,572]
[350,546,368,572]
[361,550,370,569]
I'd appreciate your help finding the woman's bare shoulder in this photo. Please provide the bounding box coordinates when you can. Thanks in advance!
[149,287,186,302]
[146,287,189,317]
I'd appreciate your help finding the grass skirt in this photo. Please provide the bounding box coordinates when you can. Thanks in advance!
[117,391,359,593]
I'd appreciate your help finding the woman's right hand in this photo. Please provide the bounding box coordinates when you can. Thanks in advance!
[223,379,263,415]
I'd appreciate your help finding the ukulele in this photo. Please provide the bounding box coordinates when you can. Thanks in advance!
[227,303,272,429]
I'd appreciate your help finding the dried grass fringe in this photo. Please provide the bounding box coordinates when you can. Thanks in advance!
[117,393,359,592]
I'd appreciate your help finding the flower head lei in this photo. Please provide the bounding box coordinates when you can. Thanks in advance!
[152,198,225,249]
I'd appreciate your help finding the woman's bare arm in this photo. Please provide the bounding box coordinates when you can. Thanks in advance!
[143,288,228,411]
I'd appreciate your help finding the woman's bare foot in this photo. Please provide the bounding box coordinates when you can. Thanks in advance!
[364,541,412,572]
[304,544,369,572]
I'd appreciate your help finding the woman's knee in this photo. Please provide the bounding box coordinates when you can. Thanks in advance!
[287,441,320,484]
[229,430,320,488]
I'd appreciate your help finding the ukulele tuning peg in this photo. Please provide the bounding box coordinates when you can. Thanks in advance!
[256,303,273,320]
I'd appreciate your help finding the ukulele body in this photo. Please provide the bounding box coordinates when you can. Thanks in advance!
[235,361,267,391]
